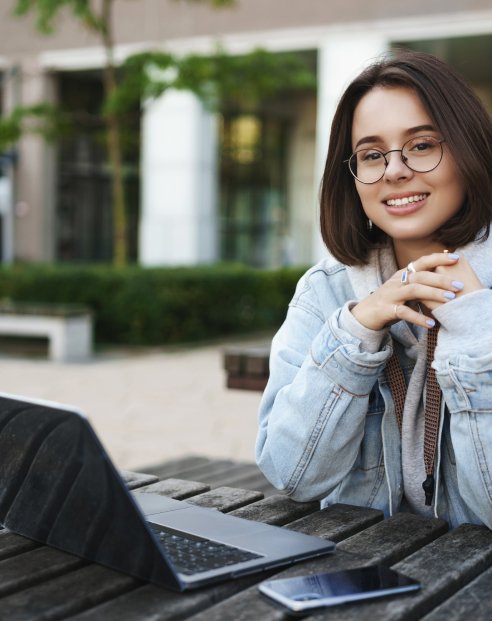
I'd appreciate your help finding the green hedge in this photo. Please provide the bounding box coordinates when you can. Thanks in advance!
[0,264,306,345]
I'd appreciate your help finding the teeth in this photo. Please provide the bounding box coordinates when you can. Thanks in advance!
[386,194,427,206]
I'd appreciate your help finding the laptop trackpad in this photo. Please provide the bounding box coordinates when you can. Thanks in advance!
[149,504,269,541]
[131,491,185,515]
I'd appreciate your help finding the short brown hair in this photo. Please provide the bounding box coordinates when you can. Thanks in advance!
[320,49,492,265]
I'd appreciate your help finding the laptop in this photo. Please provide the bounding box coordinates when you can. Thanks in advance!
[0,392,334,591]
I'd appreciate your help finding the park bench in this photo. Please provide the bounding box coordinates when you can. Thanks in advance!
[0,301,93,362]
[223,343,270,391]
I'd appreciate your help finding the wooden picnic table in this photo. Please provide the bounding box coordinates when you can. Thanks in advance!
[1,456,492,620]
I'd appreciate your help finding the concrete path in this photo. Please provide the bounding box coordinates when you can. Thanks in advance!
[0,342,264,472]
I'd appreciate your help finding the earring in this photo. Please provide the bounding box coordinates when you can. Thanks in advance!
[367,219,373,231]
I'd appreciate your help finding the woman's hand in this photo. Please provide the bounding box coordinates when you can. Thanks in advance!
[425,255,483,310]
[350,252,479,331]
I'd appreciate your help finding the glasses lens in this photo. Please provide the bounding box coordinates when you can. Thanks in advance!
[350,149,386,183]
[402,136,443,172]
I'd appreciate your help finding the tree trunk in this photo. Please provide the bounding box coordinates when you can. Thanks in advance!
[101,0,127,267]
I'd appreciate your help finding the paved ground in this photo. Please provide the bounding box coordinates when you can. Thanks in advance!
[0,341,265,472]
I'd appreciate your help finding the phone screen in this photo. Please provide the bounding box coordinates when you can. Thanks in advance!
[258,565,420,614]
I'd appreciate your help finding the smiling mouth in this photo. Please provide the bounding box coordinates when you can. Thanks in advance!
[385,193,428,206]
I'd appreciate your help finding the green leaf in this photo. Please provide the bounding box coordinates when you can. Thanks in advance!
[13,0,101,34]
[0,104,69,152]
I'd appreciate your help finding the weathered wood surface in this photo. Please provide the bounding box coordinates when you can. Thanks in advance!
[0,563,138,621]
[142,456,278,497]
[0,546,84,598]
[286,503,383,542]
[120,470,160,490]
[186,513,449,621]
[231,494,320,525]
[420,564,492,621]
[136,478,210,500]
[307,524,492,621]
[1,462,492,621]
[0,531,38,561]
[184,486,264,512]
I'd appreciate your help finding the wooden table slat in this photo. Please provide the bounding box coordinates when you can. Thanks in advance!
[210,471,278,496]
[0,531,39,561]
[120,471,159,490]
[140,456,214,479]
[135,478,211,500]
[68,574,266,621]
[0,546,84,598]
[286,503,384,542]
[0,563,139,621]
[148,459,247,484]
[188,463,265,486]
[420,564,492,621]
[230,494,320,525]
[337,512,448,566]
[186,487,264,512]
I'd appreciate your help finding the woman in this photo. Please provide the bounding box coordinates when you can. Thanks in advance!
[256,50,492,529]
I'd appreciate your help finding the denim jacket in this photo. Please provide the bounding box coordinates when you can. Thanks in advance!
[256,242,492,529]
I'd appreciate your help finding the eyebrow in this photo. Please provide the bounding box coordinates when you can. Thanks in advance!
[354,124,437,150]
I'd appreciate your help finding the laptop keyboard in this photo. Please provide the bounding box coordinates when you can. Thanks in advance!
[148,522,263,575]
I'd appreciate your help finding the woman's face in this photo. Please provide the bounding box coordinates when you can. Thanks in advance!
[351,86,466,252]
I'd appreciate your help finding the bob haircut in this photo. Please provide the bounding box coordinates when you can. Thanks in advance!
[320,49,492,266]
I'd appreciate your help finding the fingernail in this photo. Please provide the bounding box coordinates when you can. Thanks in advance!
[426,319,436,327]
[444,291,456,300]
[447,253,460,260]
[452,280,464,290]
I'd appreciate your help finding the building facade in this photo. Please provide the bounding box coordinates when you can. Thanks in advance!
[1,0,492,267]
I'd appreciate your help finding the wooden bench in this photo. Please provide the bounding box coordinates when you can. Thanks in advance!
[0,302,93,362]
[223,343,270,391]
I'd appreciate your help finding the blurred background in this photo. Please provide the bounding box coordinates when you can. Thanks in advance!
[0,0,491,471]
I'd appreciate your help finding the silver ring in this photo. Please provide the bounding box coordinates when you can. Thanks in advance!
[401,270,410,285]
[407,261,417,274]
[393,304,399,319]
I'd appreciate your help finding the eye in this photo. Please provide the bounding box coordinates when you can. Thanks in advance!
[359,149,384,163]
[405,136,439,153]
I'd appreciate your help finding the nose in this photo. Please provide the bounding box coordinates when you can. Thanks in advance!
[383,150,413,182]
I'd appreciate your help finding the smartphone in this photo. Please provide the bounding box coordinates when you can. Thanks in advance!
[258,564,420,615]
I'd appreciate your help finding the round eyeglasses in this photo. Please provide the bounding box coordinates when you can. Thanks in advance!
[344,136,445,184]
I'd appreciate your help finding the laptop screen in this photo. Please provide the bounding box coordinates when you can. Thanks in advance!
[0,395,178,588]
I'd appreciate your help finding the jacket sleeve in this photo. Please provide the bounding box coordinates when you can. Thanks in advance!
[433,288,492,527]
[255,272,391,501]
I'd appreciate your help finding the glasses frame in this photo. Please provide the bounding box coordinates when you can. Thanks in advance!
[344,136,446,184]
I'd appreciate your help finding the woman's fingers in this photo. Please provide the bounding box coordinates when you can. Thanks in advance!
[352,265,461,330]
[404,254,483,310]
[408,251,460,272]
[434,255,483,294]
[351,253,468,331]
[393,303,436,328]
[400,281,458,305]
[403,270,464,296]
